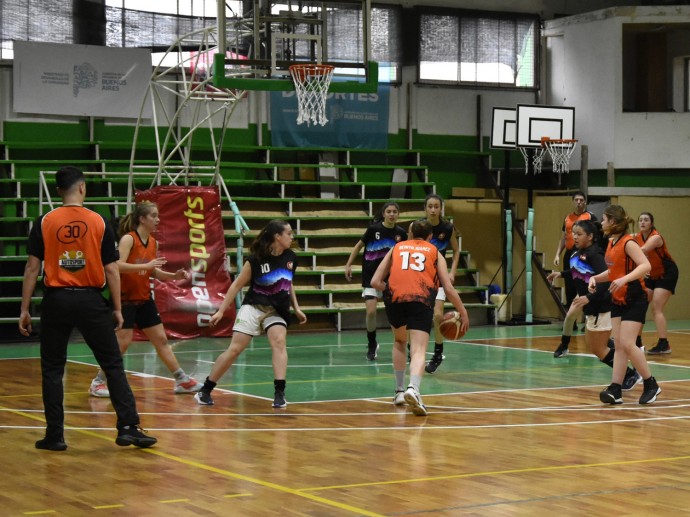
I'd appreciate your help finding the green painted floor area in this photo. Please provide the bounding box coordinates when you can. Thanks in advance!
[4,321,690,403]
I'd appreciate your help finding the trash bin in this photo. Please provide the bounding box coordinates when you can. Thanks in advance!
[490,294,511,323]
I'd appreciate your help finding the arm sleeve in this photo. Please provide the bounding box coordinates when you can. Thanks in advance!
[100,217,120,266]
[587,252,610,303]
[26,216,45,260]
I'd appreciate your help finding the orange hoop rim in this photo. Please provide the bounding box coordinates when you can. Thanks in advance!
[541,137,578,146]
[289,64,335,80]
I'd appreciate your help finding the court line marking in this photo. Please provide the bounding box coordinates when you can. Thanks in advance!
[0,404,385,517]
[5,413,690,433]
[296,453,690,493]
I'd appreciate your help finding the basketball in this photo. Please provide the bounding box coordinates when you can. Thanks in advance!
[439,311,466,341]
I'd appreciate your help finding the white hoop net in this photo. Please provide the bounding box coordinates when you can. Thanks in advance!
[289,64,335,127]
[543,138,578,174]
[518,146,547,175]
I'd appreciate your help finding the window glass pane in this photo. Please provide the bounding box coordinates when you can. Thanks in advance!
[0,0,73,59]
[420,10,538,89]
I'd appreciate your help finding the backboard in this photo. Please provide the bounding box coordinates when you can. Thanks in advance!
[490,107,517,149]
[516,104,575,148]
[213,0,377,93]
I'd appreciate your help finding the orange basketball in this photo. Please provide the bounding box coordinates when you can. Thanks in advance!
[439,311,466,341]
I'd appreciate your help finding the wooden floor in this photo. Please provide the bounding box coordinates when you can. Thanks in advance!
[2,321,690,516]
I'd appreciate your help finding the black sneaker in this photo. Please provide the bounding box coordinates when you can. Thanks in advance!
[425,354,443,374]
[622,368,642,391]
[639,377,661,404]
[272,390,287,408]
[366,343,379,361]
[553,343,569,358]
[194,390,214,405]
[647,342,671,355]
[599,383,623,404]
[115,425,157,448]
[35,436,67,451]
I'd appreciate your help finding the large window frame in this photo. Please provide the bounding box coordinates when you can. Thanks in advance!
[0,0,402,84]
[418,8,539,90]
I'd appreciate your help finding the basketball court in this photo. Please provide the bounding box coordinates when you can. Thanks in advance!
[4,322,690,515]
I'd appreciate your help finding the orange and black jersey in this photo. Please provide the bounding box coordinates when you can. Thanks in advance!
[605,234,646,306]
[27,205,119,288]
[634,229,676,280]
[384,239,439,308]
[120,231,157,303]
[563,211,596,250]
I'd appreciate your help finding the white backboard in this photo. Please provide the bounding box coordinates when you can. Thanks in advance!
[490,107,517,149]
[516,104,575,148]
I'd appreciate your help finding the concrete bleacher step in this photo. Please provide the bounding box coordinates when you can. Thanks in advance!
[1,145,480,332]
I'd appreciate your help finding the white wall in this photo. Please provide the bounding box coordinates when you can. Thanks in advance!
[544,6,690,170]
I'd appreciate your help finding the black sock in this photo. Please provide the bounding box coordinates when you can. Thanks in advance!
[658,338,669,345]
[601,349,615,368]
[636,335,643,348]
[274,379,286,392]
[367,331,377,346]
[434,343,444,356]
[561,335,572,346]
[202,377,217,392]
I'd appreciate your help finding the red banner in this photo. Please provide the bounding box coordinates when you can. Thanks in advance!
[134,186,234,338]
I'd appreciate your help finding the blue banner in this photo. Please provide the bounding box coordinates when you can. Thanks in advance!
[270,85,389,148]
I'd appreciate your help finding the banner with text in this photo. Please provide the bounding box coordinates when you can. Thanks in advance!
[13,41,152,118]
[270,86,389,148]
[135,186,234,339]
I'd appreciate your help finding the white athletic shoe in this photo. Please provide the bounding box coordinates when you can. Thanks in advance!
[174,377,202,394]
[89,379,110,398]
[393,390,407,406]
[403,386,428,416]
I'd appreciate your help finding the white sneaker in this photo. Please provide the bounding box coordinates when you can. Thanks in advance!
[89,379,110,398]
[403,386,428,416]
[393,390,407,406]
[174,376,202,394]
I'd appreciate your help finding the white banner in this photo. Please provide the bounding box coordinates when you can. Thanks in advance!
[13,41,152,118]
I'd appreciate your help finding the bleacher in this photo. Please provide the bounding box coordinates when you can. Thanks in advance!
[0,122,496,337]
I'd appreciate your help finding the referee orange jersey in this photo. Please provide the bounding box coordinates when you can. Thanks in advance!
[120,231,156,303]
[39,206,112,288]
[563,211,596,250]
[605,234,646,305]
[387,239,439,308]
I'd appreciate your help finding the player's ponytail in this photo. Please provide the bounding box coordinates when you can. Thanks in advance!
[602,205,633,236]
[251,219,290,260]
[119,201,157,236]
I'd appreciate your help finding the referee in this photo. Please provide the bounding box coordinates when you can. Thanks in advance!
[18,166,157,451]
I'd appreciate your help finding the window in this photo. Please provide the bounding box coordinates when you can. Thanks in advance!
[418,9,539,89]
[328,5,403,83]
[0,0,73,60]
[0,0,402,82]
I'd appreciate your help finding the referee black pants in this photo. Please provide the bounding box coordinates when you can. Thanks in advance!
[39,289,140,438]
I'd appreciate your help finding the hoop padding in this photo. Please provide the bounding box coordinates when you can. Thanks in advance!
[519,146,547,175]
[542,138,578,174]
[289,64,335,127]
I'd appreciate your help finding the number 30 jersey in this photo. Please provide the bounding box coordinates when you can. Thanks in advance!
[27,205,119,288]
[385,239,439,308]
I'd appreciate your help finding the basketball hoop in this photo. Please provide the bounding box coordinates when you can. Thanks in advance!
[289,64,335,127]
[518,146,547,175]
[542,137,578,174]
